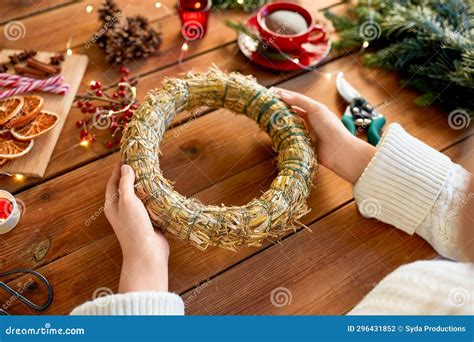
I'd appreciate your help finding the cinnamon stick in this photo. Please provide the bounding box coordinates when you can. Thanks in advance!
[14,65,49,79]
[27,58,60,74]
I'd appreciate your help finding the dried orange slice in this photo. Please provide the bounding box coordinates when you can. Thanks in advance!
[0,132,34,159]
[11,110,59,141]
[6,95,43,129]
[0,96,24,125]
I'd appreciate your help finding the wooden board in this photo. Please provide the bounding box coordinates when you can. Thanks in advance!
[0,49,87,177]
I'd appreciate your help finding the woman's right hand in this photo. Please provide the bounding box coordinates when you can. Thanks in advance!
[273,88,376,184]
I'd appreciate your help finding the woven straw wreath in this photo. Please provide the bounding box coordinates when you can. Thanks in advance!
[121,67,316,251]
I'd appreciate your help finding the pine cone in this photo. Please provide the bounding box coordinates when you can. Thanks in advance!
[92,0,162,65]
[98,0,122,24]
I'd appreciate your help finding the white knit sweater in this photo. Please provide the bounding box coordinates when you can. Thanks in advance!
[71,124,473,315]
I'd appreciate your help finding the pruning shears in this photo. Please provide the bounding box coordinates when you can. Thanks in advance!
[336,72,386,146]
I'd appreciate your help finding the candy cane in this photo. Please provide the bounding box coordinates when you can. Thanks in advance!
[0,82,69,99]
[0,74,64,87]
[41,84,70,94]
[0,74,69,99]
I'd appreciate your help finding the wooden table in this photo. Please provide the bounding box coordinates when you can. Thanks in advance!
[0,1,471,315]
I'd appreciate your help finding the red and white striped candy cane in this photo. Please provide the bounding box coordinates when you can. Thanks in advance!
[0,74,69,99]
[0,74,64,87]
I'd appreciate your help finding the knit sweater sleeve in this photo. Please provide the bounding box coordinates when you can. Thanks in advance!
[353,123,471,261]
[70,292,185,315]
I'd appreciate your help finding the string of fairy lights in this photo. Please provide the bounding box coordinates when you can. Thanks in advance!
[4,1,373,183]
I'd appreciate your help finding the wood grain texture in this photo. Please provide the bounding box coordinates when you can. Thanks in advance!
[0,0,470,316]
[0,0,75,25]
[183,204,436,315]
[0,54,468,271]
[0,84,469,314]
[0,49,88,177]
[0,0,176,51]
[182,136,472,315]
[1,134,469,314]
[0,0,343,193]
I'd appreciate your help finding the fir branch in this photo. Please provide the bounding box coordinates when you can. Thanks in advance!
[325,0,474,111]
[212,0,268,12]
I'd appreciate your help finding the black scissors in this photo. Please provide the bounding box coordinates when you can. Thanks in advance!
[0,269,53,315]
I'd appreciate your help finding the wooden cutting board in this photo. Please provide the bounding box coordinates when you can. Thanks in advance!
[0,49,88,178]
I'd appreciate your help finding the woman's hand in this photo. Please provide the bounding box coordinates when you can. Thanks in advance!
[105,162,169,293]
[274,89,376,184]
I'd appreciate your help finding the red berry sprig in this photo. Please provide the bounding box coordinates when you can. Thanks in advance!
[74,67,138,148]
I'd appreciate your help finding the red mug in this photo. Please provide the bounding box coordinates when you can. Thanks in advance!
[256,2,326,52]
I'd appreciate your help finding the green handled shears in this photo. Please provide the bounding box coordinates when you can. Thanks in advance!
[336,72,386,146]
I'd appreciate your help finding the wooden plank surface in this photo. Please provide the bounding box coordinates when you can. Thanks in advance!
[0,0,176,51]
[183,135,473,315]
[1,136,470,315]
[0,0,342,193]
[183,203,437,314]
[0,60,470,313]
[0,0,470,316]
[0,49,88,177]
[1,49,470,193]
[0,0,75,25]
[0,55,431,271]
[0,55,468,272]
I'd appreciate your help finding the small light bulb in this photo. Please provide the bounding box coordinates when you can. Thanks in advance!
[182,42,189,51]
[66,48,73,56]
[14,174,25,181]
[324,72,332,79]
[362,41,369,48]
[155,2,162,8]
[293,58,300,64]
[86,5,94,13]
[90,80,96,87]
[194,2,201,9]
[237,0,244,4]
[80,140,90,147]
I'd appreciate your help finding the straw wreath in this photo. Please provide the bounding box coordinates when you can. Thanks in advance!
[121,67,316,251]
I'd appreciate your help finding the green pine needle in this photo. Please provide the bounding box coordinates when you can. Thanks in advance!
[325,0,474,111]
